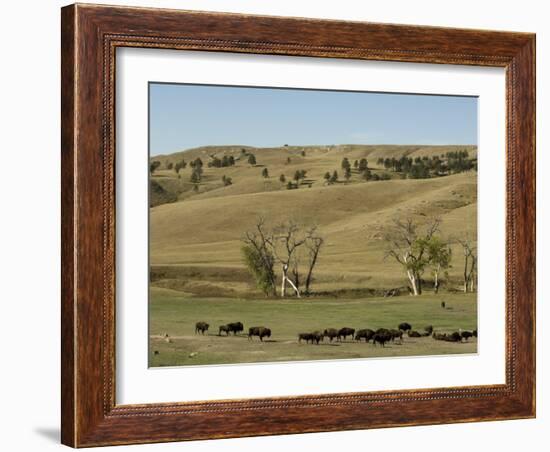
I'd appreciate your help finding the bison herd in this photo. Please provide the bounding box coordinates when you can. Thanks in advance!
[195,321,477,347]
[195,321,272,341]
[298,323,477,347]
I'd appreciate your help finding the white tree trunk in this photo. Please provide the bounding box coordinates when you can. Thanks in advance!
[285,276,301,297]
[281,264,300,298]
[407,270,419,296]
[281,264,287,297]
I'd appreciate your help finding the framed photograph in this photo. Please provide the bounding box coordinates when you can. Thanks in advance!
[61,4,535,447]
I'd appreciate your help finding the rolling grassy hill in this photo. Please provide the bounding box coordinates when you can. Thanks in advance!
[150,144,477,294]
[150,144,477,204]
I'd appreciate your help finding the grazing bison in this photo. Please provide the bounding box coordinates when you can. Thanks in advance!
[473,329,478,338]
[299,332,323,344]
[337,327,355,341]
[461,331,473,341]
[310,331,324,344]
[195,321,209,334]
[423,325,434,336]
[248,326,272,341]
[375,328,391,335]
[227,322,244,335]
[355,329,375,343]
[218,324,231,336]
[311,331,325,345]
[398,322,412,332]
[372,331,392,347]
[448,331,462,342]
[389,329,403,342]
[433,331,461,342]
[407,330,422,338]
[323,328,339,342]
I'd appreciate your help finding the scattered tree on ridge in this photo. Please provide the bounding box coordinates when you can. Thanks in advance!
[341,157,351,171]
[174,159,186,175]
[150,160,161,174]
[344,167,352,182]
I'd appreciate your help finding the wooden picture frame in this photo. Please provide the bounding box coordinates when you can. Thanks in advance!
[61,3,535,447]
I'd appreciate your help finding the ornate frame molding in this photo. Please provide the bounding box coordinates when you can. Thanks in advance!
[62,4,535,447]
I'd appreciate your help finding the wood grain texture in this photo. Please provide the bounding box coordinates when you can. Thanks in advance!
[60,3,536,447]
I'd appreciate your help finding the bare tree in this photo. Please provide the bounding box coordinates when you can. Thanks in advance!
[304,227,324,295]
[290,255,301,293]
[384,217,441,296]
[267,221,307,298]
[457,236,477,293]
[242,219,324,298]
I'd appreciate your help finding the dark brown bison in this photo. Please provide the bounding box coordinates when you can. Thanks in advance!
[337,327,355,341]
[398,322,412,332]
[389,329,403,342]
[375,328,391,335]
[195,321,209,334]
[227,322,244,335]
[323,328,339,342]
[355,329,375,343]
[407,330,422,338]
[299,332,323,344]
[373,331,392,347]
[248,326,271,341]
[448,331,462,342]
[461,331,474,341]
[311,331,323,344]
[218,324,231,336]
[423,325,434,336]
[473,329,478,338]
[433,331,462,342]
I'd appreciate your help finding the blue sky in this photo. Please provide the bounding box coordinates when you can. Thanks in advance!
[149,83,477,156]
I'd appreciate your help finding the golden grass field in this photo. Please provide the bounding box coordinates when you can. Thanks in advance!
[149,144,478,366]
